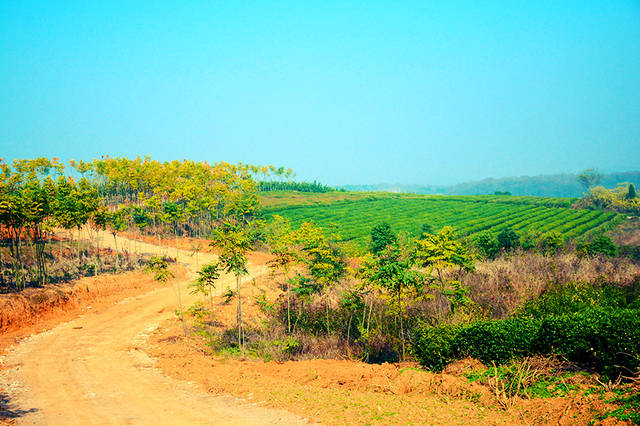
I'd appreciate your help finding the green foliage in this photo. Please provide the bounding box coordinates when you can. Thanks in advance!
[582,235,617,257]
[293,221,346,288]
[520,230,540,251]
[210,221,252,277]
[370,222,397,254]
[190,262,221,297]
[413,227,475,312]
[576,184,640,214]
[222,289,235,304]
[289,275,321,299]
[411,308,640,379]
[419,223,433,236]
[455,318,541,364]
[577,168,604,191]
[497,227,519,251]
[144,256,174,283]
[600,390,640,424]
[409,323,460,371]
[536,309,640,379]
[266,195,617,252]
[473,231,499,259]
[538,231,564,255]
[619,245,640,261]
[464,361,581,399]
[258,180,334,193]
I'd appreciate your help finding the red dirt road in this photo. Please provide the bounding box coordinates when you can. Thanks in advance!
[0,232,305,425]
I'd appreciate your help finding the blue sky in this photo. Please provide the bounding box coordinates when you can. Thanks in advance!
[1,1,639,185]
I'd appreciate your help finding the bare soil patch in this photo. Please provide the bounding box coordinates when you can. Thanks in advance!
[0,266,186,351]
[147,324,624,425]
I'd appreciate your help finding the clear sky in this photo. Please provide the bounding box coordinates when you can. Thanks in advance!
[1,1,639,185]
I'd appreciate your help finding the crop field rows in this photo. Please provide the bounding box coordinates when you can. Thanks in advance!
[265,197,619,250]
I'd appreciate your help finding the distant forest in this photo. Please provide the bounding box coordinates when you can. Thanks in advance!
[342,171,640,198]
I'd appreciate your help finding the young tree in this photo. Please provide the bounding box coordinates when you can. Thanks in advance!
[91,207,109,274]
[359,243,423,359]
[413,227,475,314]
[145,256,184,335]
[473,231,499,259]
[210,221,253,348]
[190,262,222,314]
[370,222,397,254]
[577,168,604,191]
[265,215,299,334]
[293,221,347,333]
[627,183,637,200]
[107,207,129,271]
[497,227,519,252]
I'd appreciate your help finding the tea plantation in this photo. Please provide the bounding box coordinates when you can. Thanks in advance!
[263,193,621,250]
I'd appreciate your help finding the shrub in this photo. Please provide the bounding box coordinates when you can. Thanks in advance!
[410,323,460,371]
[539,231,564,255]
[411,308,640,379]
[455,318,540,364]
[497,227,519,251]
[619,245,640,261]
[370,222,396,254]
[473,232,499,259]
[535,309,640,379]
[583,235,617,257]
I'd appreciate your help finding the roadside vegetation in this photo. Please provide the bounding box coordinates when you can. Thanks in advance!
[3,157,639,423]
[180,170,640,423]
[0,156,271,291]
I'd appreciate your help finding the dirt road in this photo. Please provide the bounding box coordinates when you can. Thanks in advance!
[0,232,305,425]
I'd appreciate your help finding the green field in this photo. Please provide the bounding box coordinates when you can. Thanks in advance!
[263,192,621,251]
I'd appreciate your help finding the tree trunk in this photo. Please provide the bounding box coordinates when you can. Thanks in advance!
[113,233,119,271]
[95,231,100,275]
[236,274,242,349]
[286,277,291,334]
[174,281,187,337]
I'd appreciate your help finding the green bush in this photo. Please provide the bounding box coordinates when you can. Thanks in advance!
[497,227,519,251]
[411,308,640,379]
[473,231,499,259]
[410,323,460,371]
[535,309,640,379]
[582,235,617,257]
[455,318,540,364]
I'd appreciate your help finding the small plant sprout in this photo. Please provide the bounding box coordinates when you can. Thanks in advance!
[190,262,222,314]
[145,256,187,336]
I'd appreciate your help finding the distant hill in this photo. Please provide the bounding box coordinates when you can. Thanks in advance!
[342,171,640,198]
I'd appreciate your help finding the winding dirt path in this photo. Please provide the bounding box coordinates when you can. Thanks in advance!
[0,232,305,425]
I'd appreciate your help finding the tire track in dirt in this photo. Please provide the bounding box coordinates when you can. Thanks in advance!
[0,232,305,425]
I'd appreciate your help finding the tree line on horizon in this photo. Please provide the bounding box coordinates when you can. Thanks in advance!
[342,170,640,198]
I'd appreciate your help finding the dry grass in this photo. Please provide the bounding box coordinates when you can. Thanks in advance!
[463,250,640,318]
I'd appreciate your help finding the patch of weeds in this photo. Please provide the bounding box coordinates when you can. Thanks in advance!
[464,359,580,402]
[598,387,640,425]
[245,337,302,361]
[254,291,274,314]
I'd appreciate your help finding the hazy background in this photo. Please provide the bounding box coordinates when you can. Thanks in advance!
[2,1,639,186]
